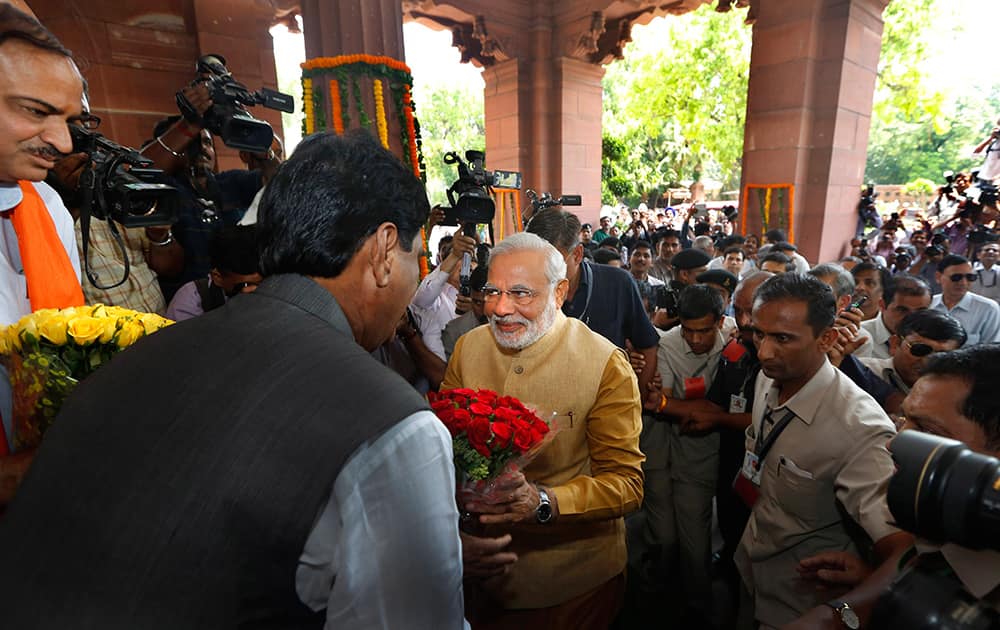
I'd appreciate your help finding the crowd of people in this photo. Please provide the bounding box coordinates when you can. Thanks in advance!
[0,5,998,630]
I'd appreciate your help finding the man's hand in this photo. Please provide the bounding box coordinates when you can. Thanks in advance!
[642,371,663,411]
[440,229,477,272]
[464,471,551,525]
[460,532,517,579]
[428,205,446,229]
[678,399,724,433]
[797,551,873,589]
[454,294,473,315]
[50,152,90,195]
[828,328,866,367]
[835,306,863,335]
[626,339,645,375]
[179,81,213,121]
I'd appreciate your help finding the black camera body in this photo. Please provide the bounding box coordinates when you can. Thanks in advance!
[177,54,293,153]
[871,431,1000,629]
[654,284,681,318]
[68,125,178,228]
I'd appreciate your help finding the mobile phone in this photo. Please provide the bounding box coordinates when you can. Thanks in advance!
[848,295,868,311]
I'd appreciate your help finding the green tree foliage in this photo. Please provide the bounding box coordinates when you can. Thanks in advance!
[412,83,485,206]
[602,5,752,205]
[865,0,1000,184]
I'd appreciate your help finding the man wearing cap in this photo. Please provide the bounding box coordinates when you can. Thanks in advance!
[580,223,600,255]
[650,248,711,330]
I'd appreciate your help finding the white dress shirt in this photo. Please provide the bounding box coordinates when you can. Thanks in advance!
[296,411,465,629]
[860,313,892,359]
[0,181,81,325]
[410,267,459,361]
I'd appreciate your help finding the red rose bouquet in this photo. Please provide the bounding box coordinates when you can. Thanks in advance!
[429,388,560,527]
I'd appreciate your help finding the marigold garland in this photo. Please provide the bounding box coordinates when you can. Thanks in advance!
[302,54,410,72]
[373,79,389,149]
[302,77,314,135]
[329,79,344,135]
[401,86,420,181]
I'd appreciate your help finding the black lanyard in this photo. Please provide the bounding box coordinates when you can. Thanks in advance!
[754,407,797,464]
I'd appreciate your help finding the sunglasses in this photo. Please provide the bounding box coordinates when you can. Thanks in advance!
[947,273,978,282]
[902,338,935,357]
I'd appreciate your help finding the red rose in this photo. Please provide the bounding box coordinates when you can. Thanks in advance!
[449,388,477,398]
[532,418,550,435]
[468,402,494,417]
[451,408,472,433]
[475,389,499,405]
[493,406,520,424]
[491,422,513,446]
[513,429,534,453]
[529,428,543,444]
[431,399,454,414]
[467,417,492,457]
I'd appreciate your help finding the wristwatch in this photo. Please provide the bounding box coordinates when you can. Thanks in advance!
[825,600,860,629]
[535,487,553,524]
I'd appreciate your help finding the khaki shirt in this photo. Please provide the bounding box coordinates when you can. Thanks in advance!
[735,359,899,627]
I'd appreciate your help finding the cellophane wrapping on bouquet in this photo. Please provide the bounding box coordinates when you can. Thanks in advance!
[0,305,173,451]
[429,388,563,526]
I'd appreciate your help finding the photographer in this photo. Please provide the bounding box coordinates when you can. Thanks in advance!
[50,144,183,314]
[972,117,1000,184]
[972,242,1000,305]
[141,72,270,301]
[907,230,945,294]
[790,344,1000,627]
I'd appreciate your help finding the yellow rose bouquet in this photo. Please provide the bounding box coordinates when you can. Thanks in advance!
[0,305,172,451]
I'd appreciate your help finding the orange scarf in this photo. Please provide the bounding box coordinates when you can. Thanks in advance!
[9,181,84,312]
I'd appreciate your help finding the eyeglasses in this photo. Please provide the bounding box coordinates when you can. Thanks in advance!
[903,338,935,357]
[73,114,101,131]
[947,273,978,282]
[482,286,540,305]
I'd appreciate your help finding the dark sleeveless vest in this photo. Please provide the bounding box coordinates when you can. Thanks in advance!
[0,274,428,629]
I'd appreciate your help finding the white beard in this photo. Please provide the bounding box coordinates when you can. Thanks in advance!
[489,297,558,350]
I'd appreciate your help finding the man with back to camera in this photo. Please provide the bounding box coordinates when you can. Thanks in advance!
[0,131,466,629]
[931,253,1000,345]
[859,274,932,359]
[789,343,1000,626]
[0,4,87,499]
[734,273,912,629]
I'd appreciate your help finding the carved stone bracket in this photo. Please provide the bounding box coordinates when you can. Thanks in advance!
[569,11,607,60]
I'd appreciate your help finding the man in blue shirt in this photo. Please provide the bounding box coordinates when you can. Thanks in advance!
[930,254,1000,346]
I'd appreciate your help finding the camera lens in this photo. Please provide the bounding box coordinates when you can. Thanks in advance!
[888,431,1000,551]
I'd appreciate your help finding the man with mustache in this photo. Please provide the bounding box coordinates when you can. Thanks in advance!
[0,5,85,499]
[734,273,912,629]
[442,231,644,629]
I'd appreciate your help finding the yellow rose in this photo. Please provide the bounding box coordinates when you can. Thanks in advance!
[115,320,146,349]
[98,316,118,344]
[0,326,10,355]
[67,316,105,345]
[138,313,169,334]
[38,314,69,345]
[7,325,21,352]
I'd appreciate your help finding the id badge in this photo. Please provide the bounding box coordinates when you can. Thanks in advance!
[729,394,747,414]
[741,450,762,485]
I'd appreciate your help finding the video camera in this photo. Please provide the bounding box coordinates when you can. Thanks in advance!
[525,189,582,216]
[177,54,294,153]
[870,431,1000,629]
[441,150,521,310]
[653,285,681,318]
[60,124,180,289]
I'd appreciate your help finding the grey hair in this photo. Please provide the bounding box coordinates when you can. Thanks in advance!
[808,263,855,300]
[490,231,567,287]
[693,235,715,252]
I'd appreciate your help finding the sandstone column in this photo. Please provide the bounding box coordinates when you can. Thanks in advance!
[739,0,889,262]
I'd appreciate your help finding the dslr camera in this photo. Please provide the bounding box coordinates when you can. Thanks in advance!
[871,431,1000,629]
[177,54,294,153]
[653,285,681,318]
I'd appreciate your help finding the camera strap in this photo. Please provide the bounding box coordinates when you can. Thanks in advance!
[577,260,594,324]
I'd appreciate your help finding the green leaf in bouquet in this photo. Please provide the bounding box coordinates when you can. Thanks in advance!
[453,438,490,481]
